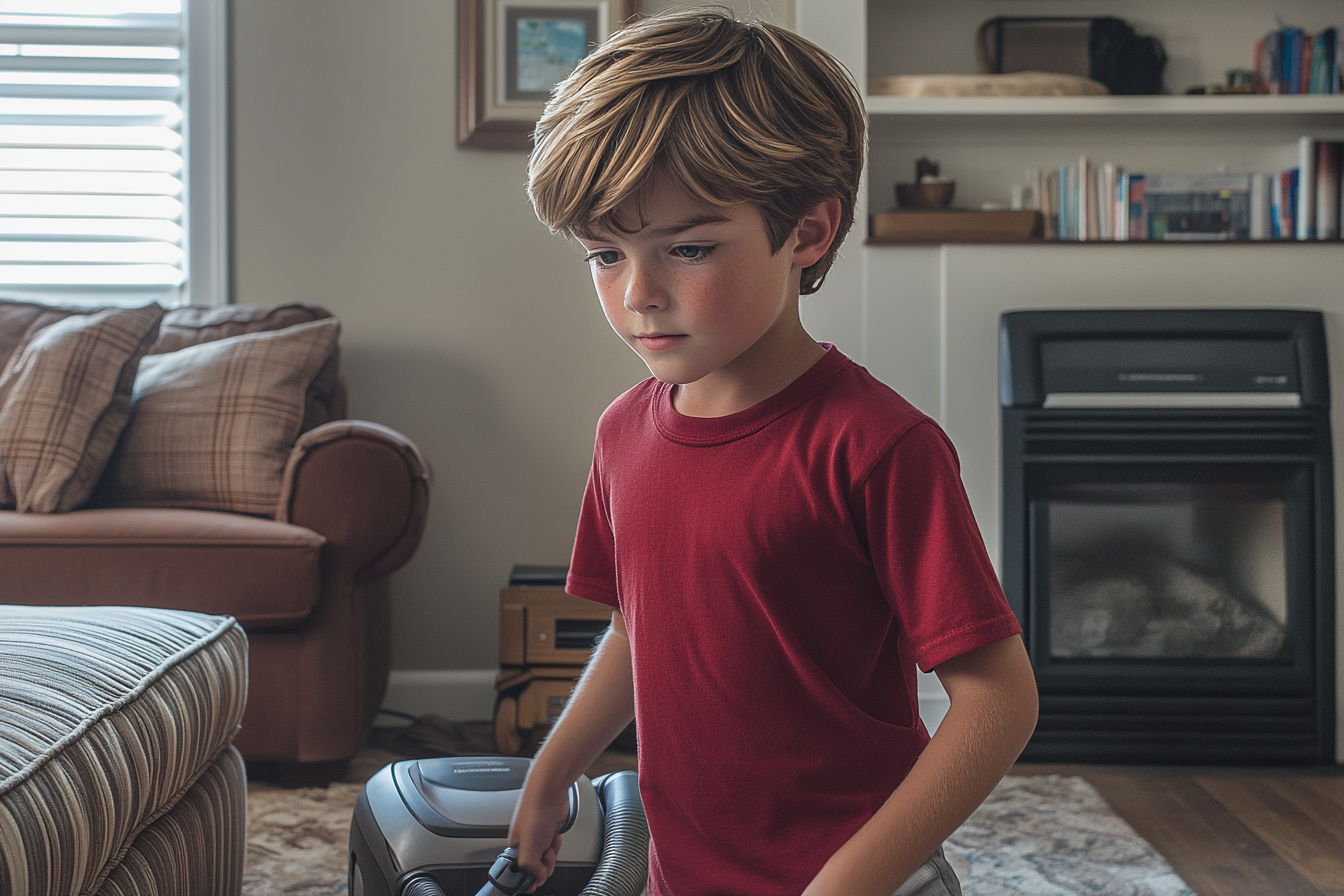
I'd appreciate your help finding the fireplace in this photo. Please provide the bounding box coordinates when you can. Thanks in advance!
[1000,309,1335,763]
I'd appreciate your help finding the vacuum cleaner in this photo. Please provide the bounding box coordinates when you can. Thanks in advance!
[349,756,649,896]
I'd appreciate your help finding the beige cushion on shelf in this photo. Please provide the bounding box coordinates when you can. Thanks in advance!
[0,304,164,513]
[97,317,340,516]
[870,71,1109,97]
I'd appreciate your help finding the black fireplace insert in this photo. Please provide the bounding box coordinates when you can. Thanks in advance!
[1000,309,1335,763]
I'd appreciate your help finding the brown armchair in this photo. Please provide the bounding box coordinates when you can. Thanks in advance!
[0,301,430,784]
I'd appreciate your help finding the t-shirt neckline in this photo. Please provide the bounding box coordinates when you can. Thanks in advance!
[651,343,849,447]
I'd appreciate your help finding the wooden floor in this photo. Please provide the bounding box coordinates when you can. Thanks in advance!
[1012,764,1344,896]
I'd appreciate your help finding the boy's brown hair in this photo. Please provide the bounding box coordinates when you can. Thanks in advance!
[527,6,866,295]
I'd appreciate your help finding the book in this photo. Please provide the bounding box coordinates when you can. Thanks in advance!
[1297,135,1316,238]
[1126,174,1147,241]
[1258,25,1341,94]
[1317,141,1342,239]
[1143,173,1253,240]
[1115,170,1129,241]
[1287,28,1305,94]
[1271,170,1284,238]
[1250,174,1271,240]
[1276,168,1298,239]
[1099,161,1118,241]
[1018,163,1157,241]
[1058,164,1073,240]
[1083,156,1099,241]
[1308,30,1332,93]
[1263,29,1284,94]
[1300,29,1313,94]
[1077,155,1091,242]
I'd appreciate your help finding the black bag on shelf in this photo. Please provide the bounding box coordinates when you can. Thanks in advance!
[977,16,1167,95]
[1088,17,1168,95]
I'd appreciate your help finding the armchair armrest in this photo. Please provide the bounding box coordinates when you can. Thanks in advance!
[277,420,431,584]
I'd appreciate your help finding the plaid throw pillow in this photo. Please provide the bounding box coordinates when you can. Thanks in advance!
[0,304,164,513]
[97,317,340,516]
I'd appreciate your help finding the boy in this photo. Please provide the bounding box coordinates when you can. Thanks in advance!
[510,8,1038,895]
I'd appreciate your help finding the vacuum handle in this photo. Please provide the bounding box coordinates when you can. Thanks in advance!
[476,847,536,896]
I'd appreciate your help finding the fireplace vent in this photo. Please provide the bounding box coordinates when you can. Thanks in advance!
[1001,308,1335,763]
[1021,412,1321,456]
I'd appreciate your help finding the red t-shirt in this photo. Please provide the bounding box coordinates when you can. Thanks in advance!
[567,346,1019,895]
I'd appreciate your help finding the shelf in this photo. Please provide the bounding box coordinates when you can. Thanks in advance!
[865,95,1344,118]
[865,237,1344,246]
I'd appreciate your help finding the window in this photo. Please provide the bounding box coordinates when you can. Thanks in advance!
[0,0,227,309]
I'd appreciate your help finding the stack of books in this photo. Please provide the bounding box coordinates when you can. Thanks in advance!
[1277,136,1343,239]
[1022,158,1241,241]
[1021,142,1343,242]
[1023,159,1134,240]
[1255,26,1340,94]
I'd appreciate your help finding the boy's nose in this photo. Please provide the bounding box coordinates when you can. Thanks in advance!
[623,265,666,313]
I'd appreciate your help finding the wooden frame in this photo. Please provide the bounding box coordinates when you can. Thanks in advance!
[458,0,639,149]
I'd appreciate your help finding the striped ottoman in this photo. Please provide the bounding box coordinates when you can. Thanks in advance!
[0,605,248,896]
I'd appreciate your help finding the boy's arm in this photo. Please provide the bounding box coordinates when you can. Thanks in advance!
[801,634,1039,896]
[509,608,636,888]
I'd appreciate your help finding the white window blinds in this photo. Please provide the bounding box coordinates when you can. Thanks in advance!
[0,0,226,308]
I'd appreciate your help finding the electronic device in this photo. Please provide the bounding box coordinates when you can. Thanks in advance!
[349,756,648,896]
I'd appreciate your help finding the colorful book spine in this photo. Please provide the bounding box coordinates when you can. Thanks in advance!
[1250,174,1271,240]
[1298,135,1316,239]
[1316,141,1341,239]
[1257,25,1340,94]
[1127,174,1147,241]
[1282,168,1299,239]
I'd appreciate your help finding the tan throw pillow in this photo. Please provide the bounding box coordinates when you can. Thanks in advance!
[99,317,341,516]
[0,304,164,513]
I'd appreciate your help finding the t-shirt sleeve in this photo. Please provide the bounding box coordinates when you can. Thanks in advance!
[859,419,1021,672]
[566,455,620,609]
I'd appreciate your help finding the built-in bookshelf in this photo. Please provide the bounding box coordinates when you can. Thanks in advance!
[851,0,1344,243]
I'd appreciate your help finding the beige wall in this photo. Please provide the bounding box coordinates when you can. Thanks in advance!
[232,1,641,671]
[231,0,792,672]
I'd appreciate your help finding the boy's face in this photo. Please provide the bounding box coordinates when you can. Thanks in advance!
[577,178,826,414]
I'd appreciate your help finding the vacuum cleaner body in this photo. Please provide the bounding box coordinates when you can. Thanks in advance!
[350,756,645,896]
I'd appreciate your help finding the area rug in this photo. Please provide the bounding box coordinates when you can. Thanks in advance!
[945,775,1195,896]
[243,781,361,896]
[242,770,1194,896]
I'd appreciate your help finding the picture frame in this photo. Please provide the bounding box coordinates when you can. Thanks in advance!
[458,0,639,150]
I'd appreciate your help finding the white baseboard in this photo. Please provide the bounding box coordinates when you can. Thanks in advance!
[382,667,953,734]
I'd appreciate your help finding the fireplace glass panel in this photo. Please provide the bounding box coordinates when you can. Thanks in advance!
[1042,479,1293,662]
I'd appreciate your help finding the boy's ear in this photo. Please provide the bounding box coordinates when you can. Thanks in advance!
[791,197,843,268]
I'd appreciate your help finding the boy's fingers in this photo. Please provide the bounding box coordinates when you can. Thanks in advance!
[522,838,561,893]
[512,831,562,890]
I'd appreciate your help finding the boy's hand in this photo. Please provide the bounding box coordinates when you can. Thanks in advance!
[507,785,571,890]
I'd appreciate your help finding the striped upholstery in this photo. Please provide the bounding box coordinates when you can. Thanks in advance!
[0,605,248,896]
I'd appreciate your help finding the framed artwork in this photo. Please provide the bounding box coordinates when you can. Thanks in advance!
[458,0,639,149]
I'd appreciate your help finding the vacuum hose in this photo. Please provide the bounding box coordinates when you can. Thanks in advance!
[415,771,649,896]
[402,875,450,896]
[581,771,649,896]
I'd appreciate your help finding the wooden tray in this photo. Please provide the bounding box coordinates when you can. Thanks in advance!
[870,209,1044,243]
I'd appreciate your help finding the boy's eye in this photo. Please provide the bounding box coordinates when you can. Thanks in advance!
[672,244,713,261]
[586,250,620,267]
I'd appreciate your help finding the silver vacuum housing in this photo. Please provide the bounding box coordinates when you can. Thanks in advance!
[350,756,603,896]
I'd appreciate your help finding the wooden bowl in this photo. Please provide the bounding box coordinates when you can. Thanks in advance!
[896,181,955,208]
